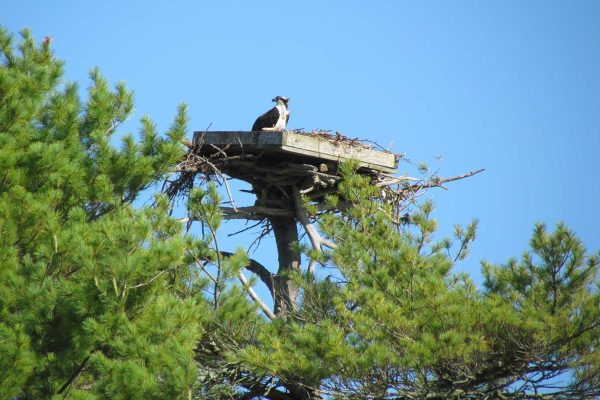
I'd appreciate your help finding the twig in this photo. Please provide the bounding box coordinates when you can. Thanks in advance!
[199,157,239,212]
[197,201,222,309]
[220,172,238,212]
[227,219,266,237]
[125,269,169,291]
[189,252,218,285]
[209,143,229,158]
[248,223,272,254]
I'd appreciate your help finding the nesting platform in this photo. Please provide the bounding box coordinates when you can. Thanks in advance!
[170,130,406,222]
[192,131,398,174]
[172,131,482,318]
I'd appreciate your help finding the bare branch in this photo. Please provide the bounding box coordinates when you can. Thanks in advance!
[321,238,338,249]
[292,186,322,253]
[237,270,275,320]
[415,168,485,190]
[227,219,266,237]
[374,176,420,187]
[292,185,337,274]
[308,259,318,275]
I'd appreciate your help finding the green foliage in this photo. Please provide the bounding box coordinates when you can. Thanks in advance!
[237,165,600,399]
[1,26,598,400]
[0,27,261,399]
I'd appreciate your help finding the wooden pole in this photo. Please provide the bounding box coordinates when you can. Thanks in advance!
[269,215,301,316]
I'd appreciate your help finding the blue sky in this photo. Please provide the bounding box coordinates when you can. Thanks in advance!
[4,1,600,287]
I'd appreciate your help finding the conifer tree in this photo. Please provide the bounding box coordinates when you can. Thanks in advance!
[234,166,600,399]
[0,27,262,399]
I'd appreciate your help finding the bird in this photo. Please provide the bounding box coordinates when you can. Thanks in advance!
[251,96,290,131]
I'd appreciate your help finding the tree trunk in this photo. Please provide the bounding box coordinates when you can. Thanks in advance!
[269,216,301,316]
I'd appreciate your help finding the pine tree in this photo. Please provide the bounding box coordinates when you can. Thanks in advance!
[0,27,262,399]
[234,167,600,399]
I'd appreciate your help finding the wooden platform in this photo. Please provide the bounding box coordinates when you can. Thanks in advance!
[192,131,398,173]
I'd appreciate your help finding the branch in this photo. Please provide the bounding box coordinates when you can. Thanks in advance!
[197,154,239,211]
[220,251,274,295]
[292,186,336,274]
[321,238,338,249]
[374,176,420,187]
[220,172,238,212]
[227,219,265,237]
[216,251,275,319]
[414,168,485,190]
[57,352,93,394]
[293,186,322,252]
[197,202,222,309]
[438,168,485,184]
[237,269,276,320]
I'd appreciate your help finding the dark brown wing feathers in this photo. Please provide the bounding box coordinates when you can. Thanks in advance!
[252,106,280,131]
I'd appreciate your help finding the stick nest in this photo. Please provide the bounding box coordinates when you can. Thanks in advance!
[165,130,483,225]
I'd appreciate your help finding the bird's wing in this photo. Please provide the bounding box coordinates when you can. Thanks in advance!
[285,110,290,125]
[252,107,280,131]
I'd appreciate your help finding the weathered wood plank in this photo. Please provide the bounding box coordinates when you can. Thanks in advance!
[282,132,397,171]
[192,131,398,172]
[194,131,284,146]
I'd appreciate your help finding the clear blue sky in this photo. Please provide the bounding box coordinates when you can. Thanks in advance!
[4,1,600,286]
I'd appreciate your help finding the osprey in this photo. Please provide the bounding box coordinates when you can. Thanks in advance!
[251,96,290,131]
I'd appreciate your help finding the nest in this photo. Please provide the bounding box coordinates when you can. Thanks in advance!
[166,130,483,226]
[161,130,484,320]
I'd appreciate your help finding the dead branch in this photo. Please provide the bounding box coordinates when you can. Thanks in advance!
[227,220,266,237]
[292,186,337,274]
[292,186,322,252]
[292,186,322,274]
[413,168,485,190]
[321,238,337,249]
[374,176,420,187]
[237,270,276,320]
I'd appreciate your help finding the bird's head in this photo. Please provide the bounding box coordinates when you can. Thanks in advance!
[272,96,289,106]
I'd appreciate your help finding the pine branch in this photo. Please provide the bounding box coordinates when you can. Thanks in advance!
[57,352,93,395]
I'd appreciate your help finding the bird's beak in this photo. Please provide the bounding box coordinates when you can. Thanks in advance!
[271,97,278,102]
